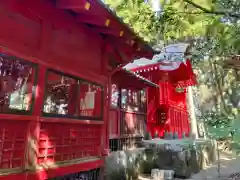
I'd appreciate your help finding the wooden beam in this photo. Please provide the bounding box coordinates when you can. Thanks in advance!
[56,0,107,16]
[108,48,134,76]
[76,14,111,27]
[57,0,91,11]
[94,27,124,37]
[100,36,111,74]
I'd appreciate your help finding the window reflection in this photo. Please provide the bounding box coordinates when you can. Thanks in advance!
[111,84,119,107]
[132,91,138,106]
[43,70,103,119]
[128,90,132,104]
[140,90,146,110]
[0,54,35,113]
[120,89,146,112]
[121,89,127,109]
[43,71,78,116]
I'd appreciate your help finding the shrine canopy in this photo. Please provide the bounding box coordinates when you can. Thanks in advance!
[124,43,197,87]
[112,69,159,89]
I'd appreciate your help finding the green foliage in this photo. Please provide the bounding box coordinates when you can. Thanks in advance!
[105,0,239,131]
[166,0,240,124]
[203,113,233,127]
[138,149,157,174]
[105,0,160,44]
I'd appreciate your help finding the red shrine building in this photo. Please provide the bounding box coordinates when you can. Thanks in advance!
[125,44,197,139]
[0,0,154,179]
[109,69,158,152]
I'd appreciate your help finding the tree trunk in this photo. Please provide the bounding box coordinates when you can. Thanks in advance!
[187,86,198,139]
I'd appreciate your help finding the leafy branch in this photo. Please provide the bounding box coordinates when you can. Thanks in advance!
[182,0,240,18]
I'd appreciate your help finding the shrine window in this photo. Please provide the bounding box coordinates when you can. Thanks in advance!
[128,90,132,104]
[132,91,137,105]
[0,53,36,114]
[120,89,147,113]
[140,90,146,110]
[43,70,103,119]
[121,89,127,109]
[43,70,78,116]
[111,84,119,107]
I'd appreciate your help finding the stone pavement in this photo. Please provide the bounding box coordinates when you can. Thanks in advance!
[139,152,240,180]
[178,152,240,180]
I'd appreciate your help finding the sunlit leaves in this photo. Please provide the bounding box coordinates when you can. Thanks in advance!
[105,0,160,43]
[105,0,240,126]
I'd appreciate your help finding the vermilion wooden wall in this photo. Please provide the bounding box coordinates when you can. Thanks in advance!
[0,1,111,179]
[0,1,107,80]
[146,82,190,138]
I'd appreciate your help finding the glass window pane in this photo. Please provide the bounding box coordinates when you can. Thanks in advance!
[128,90,132,104]
[79,81,103,117]
[0,53,35,113]
[121,89,127,109]
[133,91,138,105]
[140,90,146,106]
[43,71,78,116]
[111,84,119,107]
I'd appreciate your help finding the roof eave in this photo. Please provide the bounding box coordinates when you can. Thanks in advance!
[96,0,155,54]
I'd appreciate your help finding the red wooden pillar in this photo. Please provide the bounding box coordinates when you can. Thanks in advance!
[187,112,190,136]
[177,110,180,138]
[27,65,46,169]
[168,108,173,135]
[180,111,183,138]
[182,111,186,138]
[184,111,187,136]
[185,112,188,137]
[170,108,175,134]
[32,66,47,113]
[176,110,179,137]
[102,77,111,154]
[27,19,50,169]
[117,108,121,138]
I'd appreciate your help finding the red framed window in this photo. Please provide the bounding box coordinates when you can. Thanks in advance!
[43,71,78,116]
[43,70,103,120]
[0,53,37,114]
[120,89,147,113]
